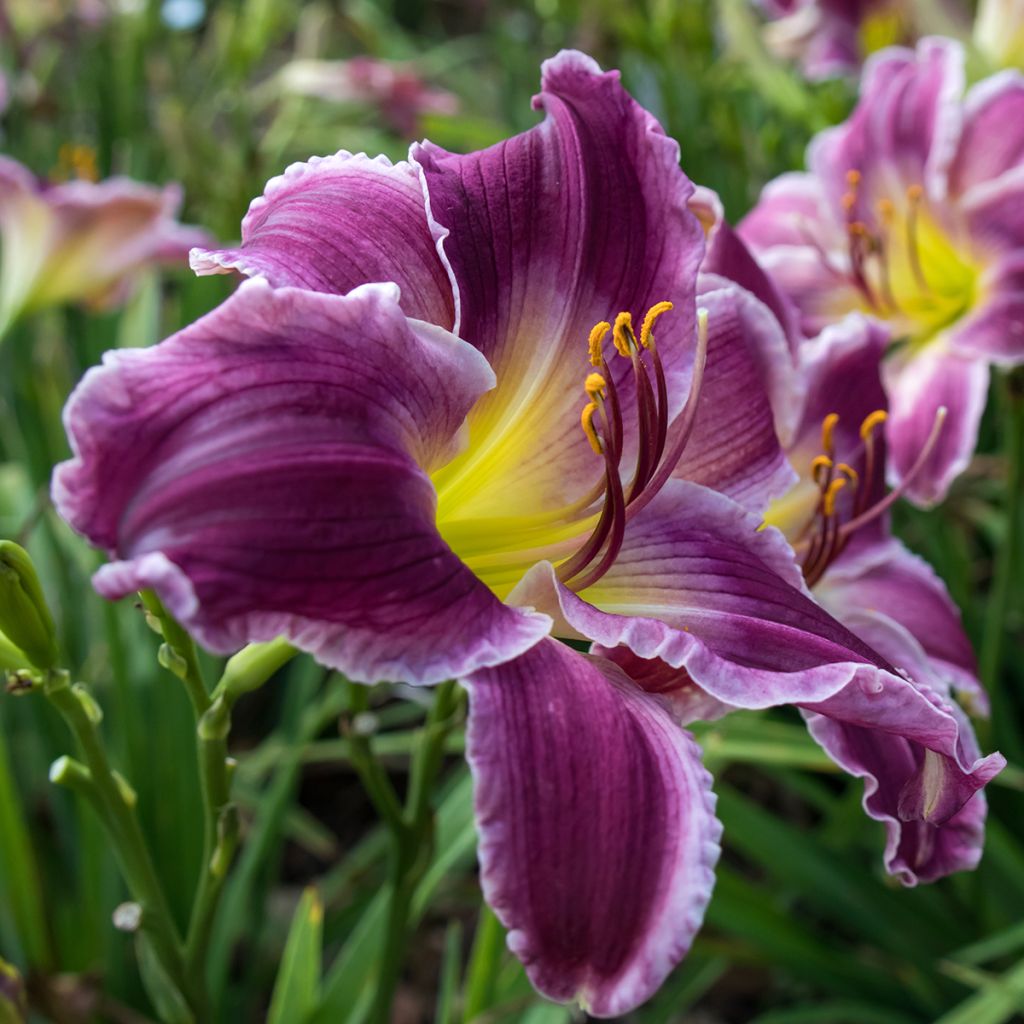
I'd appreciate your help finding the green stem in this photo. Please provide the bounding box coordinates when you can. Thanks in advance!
[980,370,1024,758]
[139,591,209,717]
[42,670,192,1008]
[367,681,460,1024]
[185,639,297,984]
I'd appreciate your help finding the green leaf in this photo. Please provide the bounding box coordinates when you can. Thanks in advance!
[267,887,323,1024]
[933,958,1024,1024]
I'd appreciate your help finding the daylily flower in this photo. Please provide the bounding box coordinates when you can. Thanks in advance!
[55,53,1003,1014]
[760,314,993,879]
[755,0,922,79]
[279,57,459,137]
[974,0,1024,71]
[741,37,1024,503]
[0,154,210,336]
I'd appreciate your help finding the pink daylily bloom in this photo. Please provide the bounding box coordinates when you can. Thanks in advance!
[55,52,1003,1014]
[755,0,917,79]
[741,37,1024,503]
[0,155,210,334]
[279,57,460,137]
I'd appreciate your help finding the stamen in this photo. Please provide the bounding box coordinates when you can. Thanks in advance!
[811,454,833,484]
[821,413,839,456]
[585,372,607,399]
[589,322,611,367]
[905,184,930,293]
[822,477,847,516]
[581,403,602,454]
[640,301,674,350]
[839,405,946,539]
[836,462,859,487]
[860,409,888,440]
[612,312,635,357]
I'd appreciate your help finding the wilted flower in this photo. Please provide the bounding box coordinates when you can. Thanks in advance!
[56,53,1003,1015]
[0,153,210,336]
[974,0,1024,71]
[741,38,1024,503]
[279,56,459,137]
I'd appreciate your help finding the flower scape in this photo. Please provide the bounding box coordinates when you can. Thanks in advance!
[1,6,1022,1023]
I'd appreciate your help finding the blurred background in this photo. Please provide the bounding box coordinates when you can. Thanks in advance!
[1,0,1023,1021]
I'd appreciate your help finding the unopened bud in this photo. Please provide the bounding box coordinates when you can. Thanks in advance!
[157,643,188,679]
[0,542,58,670]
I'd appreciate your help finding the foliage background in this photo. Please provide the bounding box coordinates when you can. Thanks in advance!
[1,0,1022,1021]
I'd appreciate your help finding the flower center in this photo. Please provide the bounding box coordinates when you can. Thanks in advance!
[765,403,947,587]
[837,170,979,348]
[434,302,707,598]
[52,144,99,183]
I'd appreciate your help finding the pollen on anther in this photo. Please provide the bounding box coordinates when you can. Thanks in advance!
[821,413,840,455]
[811,454,833,483]
[612,311,635,357]
[639,301,673,350]
[581,402,603,454]
[859,409,888,440]
[823,477,847,516]
[836,462,860,487]
[585,372,607,399]
[588,321,611,367]
[907,183,924,203]
[846,169,862,187]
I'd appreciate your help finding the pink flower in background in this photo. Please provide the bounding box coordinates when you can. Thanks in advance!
[756,0,915,79]
[741,38,1024,504]
[279,56,459,136]
[0,153,209,334]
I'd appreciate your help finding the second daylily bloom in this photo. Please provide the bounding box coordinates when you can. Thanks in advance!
[741,37,1024,503]
[55,53,1003,1014]
[0,153,209,337]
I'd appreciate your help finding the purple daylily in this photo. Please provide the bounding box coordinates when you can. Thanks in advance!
[741,37,1024,504]
[0,154,210,335]
[54,52,1003,1014]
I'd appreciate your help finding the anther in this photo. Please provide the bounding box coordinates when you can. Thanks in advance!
[588,322,611,367]
[581,403,603,454]
[640,301,673,350]
[859,409,887,440]
[821,413,839,456]
[585,372,607,400]
[612,312,635,357]
[811,454,833,483]
[846,169,862,187]
[836,462,859,486]
[823,478,847,517]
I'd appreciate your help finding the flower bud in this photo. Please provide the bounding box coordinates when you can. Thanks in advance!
[0,542,58,670]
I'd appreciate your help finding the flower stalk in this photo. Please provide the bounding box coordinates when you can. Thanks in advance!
[348,680,461,1024]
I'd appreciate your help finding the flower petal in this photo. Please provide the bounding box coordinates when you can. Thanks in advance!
[465,636,721,1017]
[803,701,997,883]
[816,537,986,713]
[809,38,965,205]
[509,481,1004,853]
[414,49,705,519]
[190,151,456,329]
[672,279,798,513]
[53,279,550,684]
[884,344,989,505]
[0,156,208,328]
[949,70,1024,195]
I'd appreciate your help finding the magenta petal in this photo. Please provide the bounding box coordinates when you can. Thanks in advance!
[510,481,892,712]
[53,279,550,684]
[413,50,705,516]
[810,38,965,204]
[817,537,986,713]
[803,702,998,883]
[950,71,1024,195]
[191,152,456,328]
[673,279,798,513]
[885,346,990,505]
[465,637,721,1017]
